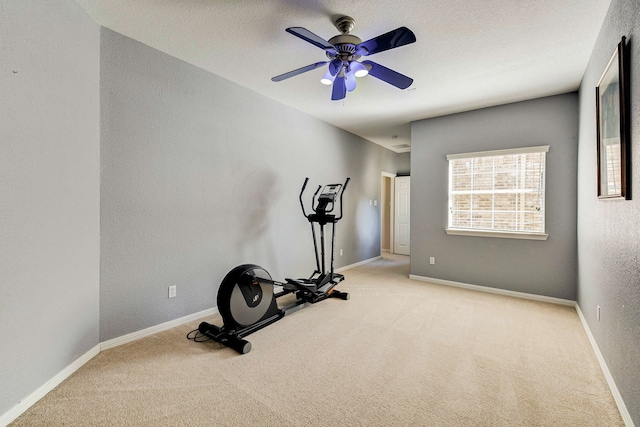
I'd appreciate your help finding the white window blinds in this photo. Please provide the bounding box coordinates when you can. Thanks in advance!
[447,146,548,237]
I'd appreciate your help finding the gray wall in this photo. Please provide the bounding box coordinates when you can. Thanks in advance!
[410,94,578,299]
[397,152,411,175]
[577,0,640,423]
[99,29,399,341]
[0,0,100,418]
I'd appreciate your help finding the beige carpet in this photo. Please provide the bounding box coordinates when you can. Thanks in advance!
[11,254,623,426]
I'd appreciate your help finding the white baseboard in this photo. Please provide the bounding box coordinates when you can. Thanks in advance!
[101,307,218,351]
[335,255,382,273]
[0,343,101,427]
[575,304,635,427]
[409,274,575,306]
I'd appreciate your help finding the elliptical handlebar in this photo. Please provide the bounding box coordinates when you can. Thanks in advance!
[335,177,350,221]
[299,178,309,218]
[299,178,322,218]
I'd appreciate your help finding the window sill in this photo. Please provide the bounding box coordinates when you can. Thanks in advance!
[445,228,549,241]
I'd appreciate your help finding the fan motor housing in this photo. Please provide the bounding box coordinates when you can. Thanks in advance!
[328,34,362,46]
[327,34,362,61]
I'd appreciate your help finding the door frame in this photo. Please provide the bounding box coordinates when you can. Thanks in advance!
[381,172,396,253]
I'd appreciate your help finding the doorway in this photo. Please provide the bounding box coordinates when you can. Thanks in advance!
[381,173,411,256]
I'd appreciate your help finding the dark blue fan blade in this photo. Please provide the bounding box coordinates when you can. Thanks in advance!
[286,27,336,52]
[332,76,347,100]
[362,60,413,89]
[329,59,342,76]
[356,27,416,56]
[272,62,328,82]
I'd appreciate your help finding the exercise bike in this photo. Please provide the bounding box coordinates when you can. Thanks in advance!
[193,177,350,354]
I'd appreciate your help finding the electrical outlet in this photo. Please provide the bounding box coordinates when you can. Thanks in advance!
[597,305,600,321]
[168,285,177,298]
[429,257,435,265]
[374,200,378,206]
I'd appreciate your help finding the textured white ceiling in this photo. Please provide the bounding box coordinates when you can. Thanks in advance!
[75,0,611,152]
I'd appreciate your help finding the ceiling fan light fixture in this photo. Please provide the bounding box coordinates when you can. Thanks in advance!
[320,69,335,85]
[345,71,357,92]
[350,61,369,78]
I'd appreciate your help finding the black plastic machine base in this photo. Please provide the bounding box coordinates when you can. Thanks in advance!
[198,322,252,354]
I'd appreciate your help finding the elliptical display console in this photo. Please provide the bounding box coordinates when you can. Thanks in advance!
[193,177,350,354]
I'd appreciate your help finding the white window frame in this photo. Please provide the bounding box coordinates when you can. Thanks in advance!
[446,146,549,241]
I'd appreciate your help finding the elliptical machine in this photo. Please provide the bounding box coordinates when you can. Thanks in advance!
[194,177,350,354]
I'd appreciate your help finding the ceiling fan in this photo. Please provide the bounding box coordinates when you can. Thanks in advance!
[271,16,416,101]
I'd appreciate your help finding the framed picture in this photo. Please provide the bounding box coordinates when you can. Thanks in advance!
[596,36,630,199]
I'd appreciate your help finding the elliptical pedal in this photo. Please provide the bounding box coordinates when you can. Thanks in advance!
[284,278,317,292]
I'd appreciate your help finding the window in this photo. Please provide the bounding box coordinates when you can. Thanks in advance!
[446,146,549,240]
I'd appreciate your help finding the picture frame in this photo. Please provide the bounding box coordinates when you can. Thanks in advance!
[596,36,630,199]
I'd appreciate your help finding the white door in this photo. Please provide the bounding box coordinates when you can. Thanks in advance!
[394,176,410,255]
